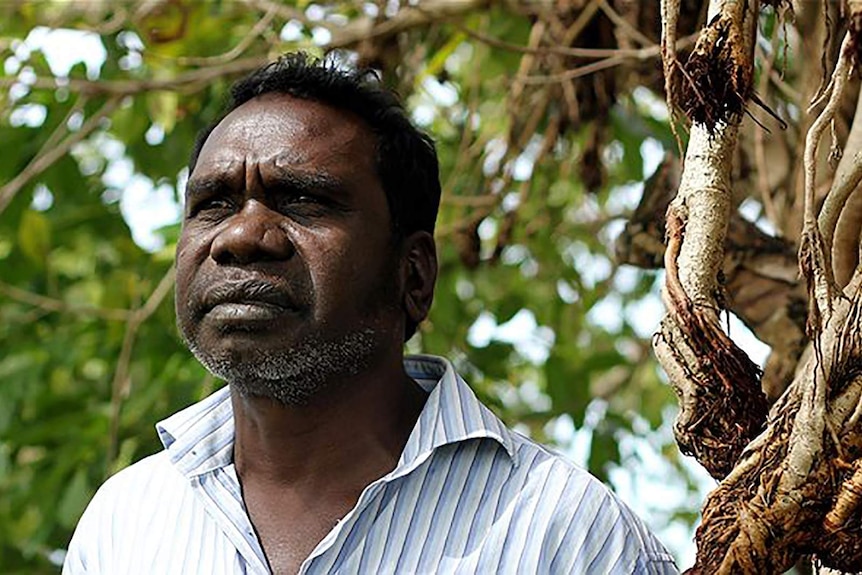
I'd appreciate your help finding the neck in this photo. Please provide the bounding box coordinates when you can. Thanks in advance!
[230,353,427,488]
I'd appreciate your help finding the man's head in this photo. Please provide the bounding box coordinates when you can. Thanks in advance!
[175,53,439,405]
[190,53,441,244]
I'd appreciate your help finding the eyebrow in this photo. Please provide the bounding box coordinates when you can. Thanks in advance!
[185,176,233,200]
[184,168,348,202]
[266,168,347,198]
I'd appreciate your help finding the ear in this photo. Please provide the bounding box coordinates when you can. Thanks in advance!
[399,231,437,330]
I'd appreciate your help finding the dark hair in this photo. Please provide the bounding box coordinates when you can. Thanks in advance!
[189,52,441,240]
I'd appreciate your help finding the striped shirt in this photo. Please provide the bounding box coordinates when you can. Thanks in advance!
[63,355,677,574]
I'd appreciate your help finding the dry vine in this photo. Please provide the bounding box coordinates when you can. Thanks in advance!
[657,0,862,572]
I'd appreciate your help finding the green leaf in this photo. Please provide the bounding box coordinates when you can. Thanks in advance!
[56,468,90,529]
[17,210,51,267]
[147,91,179,134]
[545,351,591,426]
[587,424,621,484]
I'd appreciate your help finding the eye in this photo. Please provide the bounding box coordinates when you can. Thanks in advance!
[285,194,318,204]
[188,197,236,220]
[202,198,236,210]
[275,193,331,216]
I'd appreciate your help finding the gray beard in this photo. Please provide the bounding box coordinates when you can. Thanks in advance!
[186,327,379,405]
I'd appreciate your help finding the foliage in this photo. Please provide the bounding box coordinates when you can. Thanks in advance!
[0,2,724,572]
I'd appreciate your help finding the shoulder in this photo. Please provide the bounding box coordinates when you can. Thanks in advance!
[63,452,188,574]
[83,451,184,516]
[81,451,176,510]
[418,430,678,572]
[506,433,679,573]
[100,450,177,488]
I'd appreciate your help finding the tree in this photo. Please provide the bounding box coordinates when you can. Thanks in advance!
[0,1,857,573]
[656,0,862,572]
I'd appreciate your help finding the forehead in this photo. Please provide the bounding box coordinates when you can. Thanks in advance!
[194,93,376,173]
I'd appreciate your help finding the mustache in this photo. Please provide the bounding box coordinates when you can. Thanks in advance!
[198,277,309,313]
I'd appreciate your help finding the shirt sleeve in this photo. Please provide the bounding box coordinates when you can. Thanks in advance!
[619,499,680,575]
[62,473,114,575]
[62,497,96,574]
[635,551,680,574]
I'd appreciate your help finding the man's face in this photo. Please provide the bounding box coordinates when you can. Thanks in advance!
[176,93,403,404]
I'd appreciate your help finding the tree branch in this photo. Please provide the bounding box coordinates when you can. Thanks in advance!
[800,31,854,335]
[684,20,862,575]
[597,0,654,48]
[0,56,270,96]
[0,280,132,321]
[819,87,862,289]
[328,0,490,48]
[654,0,767,484]
[175,5,278,66]
[453,18,695,58]
[519,40,690,85]
[753,39,782,227]
[0,96,119,216]
[106,265,176,472]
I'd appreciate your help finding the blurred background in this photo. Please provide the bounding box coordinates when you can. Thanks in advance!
[1,1,807,572]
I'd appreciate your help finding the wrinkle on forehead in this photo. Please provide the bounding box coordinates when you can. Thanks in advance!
[196,93,374,171]
[199,157,242,174]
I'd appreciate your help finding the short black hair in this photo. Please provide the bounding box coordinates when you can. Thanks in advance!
[189,52,441,240]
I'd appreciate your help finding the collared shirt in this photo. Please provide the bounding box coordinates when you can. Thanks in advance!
[63,355,678,574]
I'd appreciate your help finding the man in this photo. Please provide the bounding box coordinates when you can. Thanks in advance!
[64,53,677,574]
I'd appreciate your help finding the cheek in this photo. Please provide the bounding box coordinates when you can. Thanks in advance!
[175,230,213,307]
[301,231,369,309]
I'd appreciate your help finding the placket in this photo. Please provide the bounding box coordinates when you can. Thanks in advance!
[192,464,271,574]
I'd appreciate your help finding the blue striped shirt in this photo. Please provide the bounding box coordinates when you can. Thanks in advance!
[63,355,677,574]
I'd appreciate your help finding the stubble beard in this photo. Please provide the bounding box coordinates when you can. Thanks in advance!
[185,326,380,405]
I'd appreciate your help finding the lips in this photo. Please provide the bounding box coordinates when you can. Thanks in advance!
[199,278,303,321]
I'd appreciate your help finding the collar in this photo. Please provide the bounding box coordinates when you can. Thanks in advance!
[156,355,517,479]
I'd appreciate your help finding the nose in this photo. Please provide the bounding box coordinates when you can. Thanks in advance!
[210,200,294,265]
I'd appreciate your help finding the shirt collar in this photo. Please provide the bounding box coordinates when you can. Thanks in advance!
[156,384,234,477]
[156,354,517,479]
[399,355,516,467]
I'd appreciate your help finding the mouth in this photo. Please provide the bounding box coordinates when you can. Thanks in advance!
[200,279,303,324]
[206,301,290,323]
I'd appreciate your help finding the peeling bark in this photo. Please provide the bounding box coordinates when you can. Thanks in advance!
[657,1,862,572]
[618,174,808,402]
[678,0,754,130]
[655,0,768,481]
[690,274,862,574]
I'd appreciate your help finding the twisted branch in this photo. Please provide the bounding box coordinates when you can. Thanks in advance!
[680,25,862,574]
[655,0,767,481]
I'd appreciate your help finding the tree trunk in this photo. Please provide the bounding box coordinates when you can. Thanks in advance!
[657,0,862,572]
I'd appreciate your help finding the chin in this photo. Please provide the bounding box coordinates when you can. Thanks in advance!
[186,327,382,405]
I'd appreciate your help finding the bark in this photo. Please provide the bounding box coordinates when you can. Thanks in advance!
[690,271,862,574]
[821,88,862,289]
[617,156,807,401]
[657,1,862,572]
[654,0,768,481]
